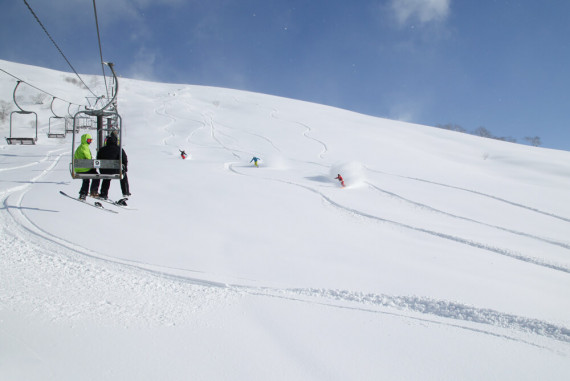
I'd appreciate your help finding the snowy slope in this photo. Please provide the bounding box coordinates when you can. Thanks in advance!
[1,59,570,380]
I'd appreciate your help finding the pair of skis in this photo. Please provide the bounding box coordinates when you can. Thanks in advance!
[59,191,133,213]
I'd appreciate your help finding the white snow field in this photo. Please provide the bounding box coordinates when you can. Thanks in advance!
[1,59,570,380]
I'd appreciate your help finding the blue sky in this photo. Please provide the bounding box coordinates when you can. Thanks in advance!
[1,0,569,150]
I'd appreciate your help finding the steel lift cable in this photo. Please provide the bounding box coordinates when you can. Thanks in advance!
[0,67,83,107]
[92,0,110,100]
[21,0,98,98]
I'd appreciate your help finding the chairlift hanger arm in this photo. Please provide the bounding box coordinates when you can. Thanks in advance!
[50,97,64,118]
[12,81,28,113]
[98,62,118,112]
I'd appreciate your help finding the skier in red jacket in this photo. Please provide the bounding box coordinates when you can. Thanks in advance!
[335,174,345,187]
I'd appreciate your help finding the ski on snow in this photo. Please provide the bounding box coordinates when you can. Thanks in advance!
[89,195,136,210]
[59,191,119,214]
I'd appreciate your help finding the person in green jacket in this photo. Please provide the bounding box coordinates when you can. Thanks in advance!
[75,134,100,200]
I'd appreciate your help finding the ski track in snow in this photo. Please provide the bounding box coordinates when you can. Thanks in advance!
[0,148,68,198]
[2,94,569,352]
[0,148,236,326]
[202,112,243,160]
[0,219,235,327]
[270,108,328,159]
[250,287,570,345]
[204,102,570,340]
[365,182,570,251]
[155,101,177,147]
[368,167,570,224]
[318,183,570,274]
[226,159,570,275]
[190,99,570,274]
[4,181,569,345]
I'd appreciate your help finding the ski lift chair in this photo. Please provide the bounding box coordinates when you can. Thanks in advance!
[70,109,124,180]
[47,97,66,138]
[6,81,38,145]
[69,62,124,180]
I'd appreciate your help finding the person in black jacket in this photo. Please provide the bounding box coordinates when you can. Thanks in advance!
[96,133,130,199]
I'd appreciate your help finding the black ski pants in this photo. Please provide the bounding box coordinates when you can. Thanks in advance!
[79,169,100,196]
[99,172,130,198]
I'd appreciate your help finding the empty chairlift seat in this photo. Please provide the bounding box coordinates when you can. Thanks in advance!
[6,81,38,145]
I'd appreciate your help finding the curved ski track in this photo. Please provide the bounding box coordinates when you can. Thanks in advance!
[365,182,570,251]
[369,167,570,224]
[270,107,328,159]
[194,97,570,274]
[178,98,570,343]
[2,98,568,351]
[152,98,570,341]
[249,287,570,345]
[217,112,570,274]
[0,147,234,327]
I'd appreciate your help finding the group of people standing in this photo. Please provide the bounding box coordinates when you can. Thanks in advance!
[75,131,130,201]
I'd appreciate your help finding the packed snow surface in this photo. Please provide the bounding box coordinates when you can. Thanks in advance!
[1,60,570,380]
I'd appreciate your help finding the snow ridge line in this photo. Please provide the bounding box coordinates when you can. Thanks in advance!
[366,182,570,251]
[277,288,570,343]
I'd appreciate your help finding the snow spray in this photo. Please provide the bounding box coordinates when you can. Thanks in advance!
[329,161,365,188]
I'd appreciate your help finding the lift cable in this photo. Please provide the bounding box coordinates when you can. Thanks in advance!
[0,67,84,107]
[21,0,99,98]
[92,0,110,99]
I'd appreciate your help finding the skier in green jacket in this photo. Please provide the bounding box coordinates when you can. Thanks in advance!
[75,134,100,200]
